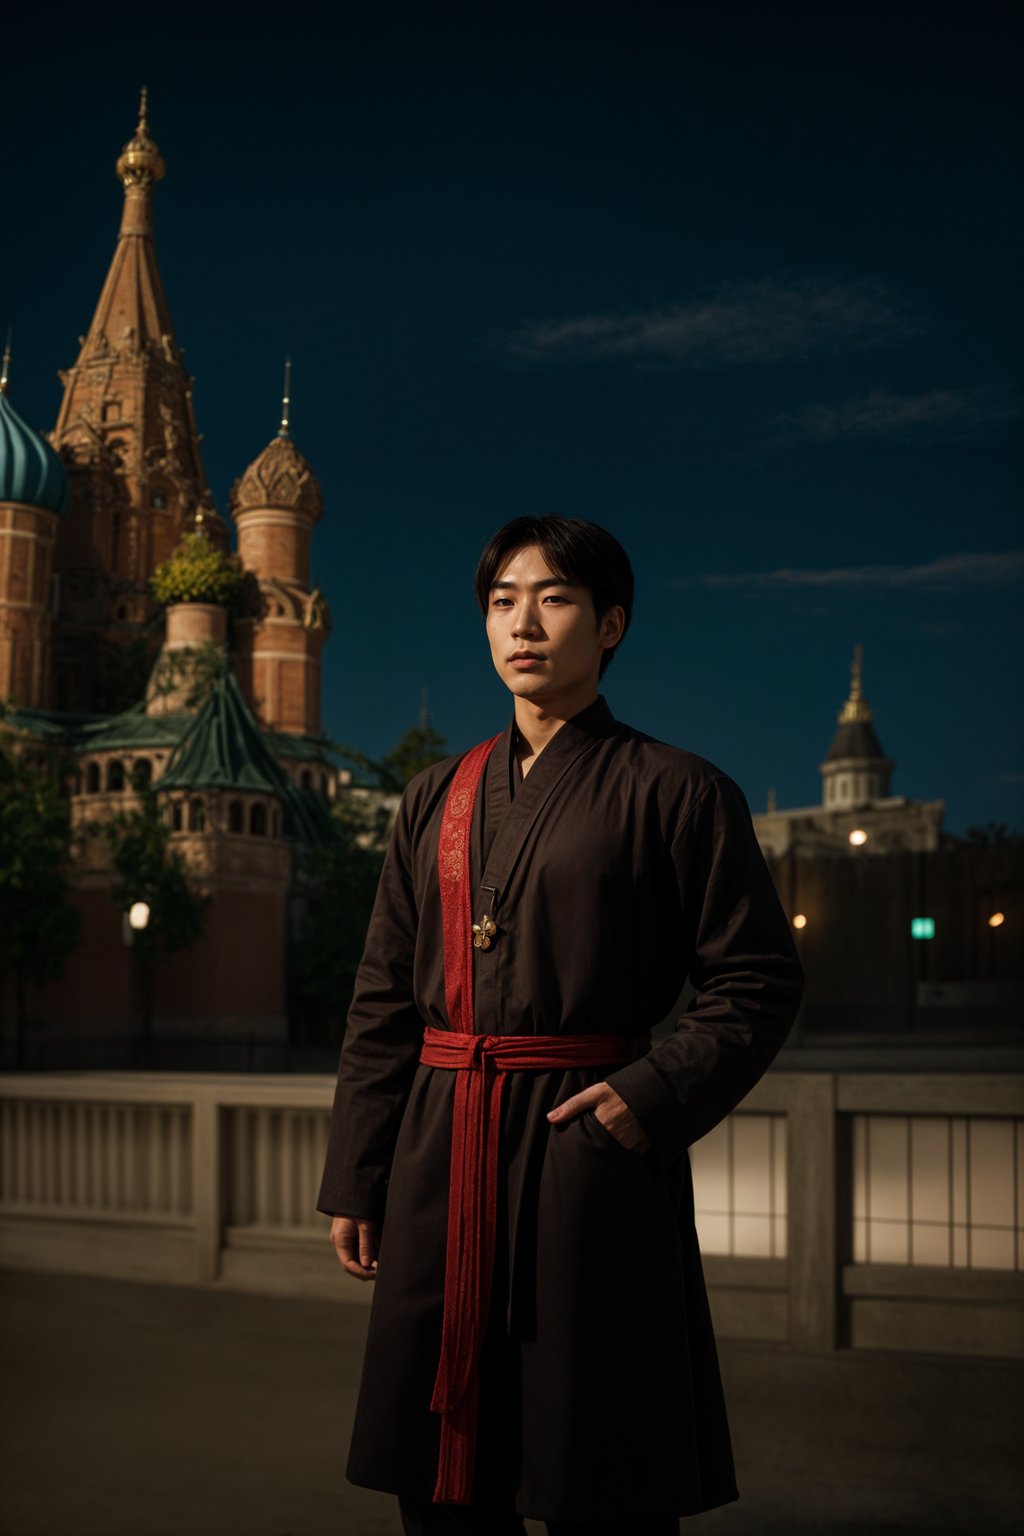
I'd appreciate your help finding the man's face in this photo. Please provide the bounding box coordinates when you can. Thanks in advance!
[485,545,623,711]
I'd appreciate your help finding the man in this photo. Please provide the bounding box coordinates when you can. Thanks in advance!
[317,515,804,1535]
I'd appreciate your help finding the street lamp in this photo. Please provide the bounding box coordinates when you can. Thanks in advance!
[848,828,868,847]
[124,901,154,1067]
[128,901,151,932]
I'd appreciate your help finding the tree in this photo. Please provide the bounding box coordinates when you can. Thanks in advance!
[150,531,244,608]
[381,723,449,790]
[0,741,82,1068]
[105,795,208,1062]
[964,822,1024,847]
[289,803,386,1043]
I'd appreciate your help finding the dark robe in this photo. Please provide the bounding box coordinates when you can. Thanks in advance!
[316,695,804,1522]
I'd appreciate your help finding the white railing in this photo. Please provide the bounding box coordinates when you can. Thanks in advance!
[0,1069,1021,1351]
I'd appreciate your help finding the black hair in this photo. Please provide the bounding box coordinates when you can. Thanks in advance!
[474,515,633,677]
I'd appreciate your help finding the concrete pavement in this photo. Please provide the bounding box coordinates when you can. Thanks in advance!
[1,1269,1021,1536]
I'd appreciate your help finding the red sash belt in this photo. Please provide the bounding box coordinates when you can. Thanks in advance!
[429,732,649,1503]
[420,1024,648,1504]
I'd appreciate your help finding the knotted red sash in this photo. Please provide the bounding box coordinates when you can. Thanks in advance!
[426,736,649,1505]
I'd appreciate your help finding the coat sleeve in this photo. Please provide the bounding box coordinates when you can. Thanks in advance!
[605,772,804,1165]
[315,787,425,1223]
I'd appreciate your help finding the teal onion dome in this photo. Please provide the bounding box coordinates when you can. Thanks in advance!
[0,389,69,516]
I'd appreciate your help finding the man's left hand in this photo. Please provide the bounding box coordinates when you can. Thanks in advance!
[546,1082,651,1152]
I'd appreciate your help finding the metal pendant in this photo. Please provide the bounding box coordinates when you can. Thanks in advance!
[472,915,497,951]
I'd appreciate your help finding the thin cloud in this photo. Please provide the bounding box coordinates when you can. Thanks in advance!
[677,550,1024,591]
[501,277,922,368]
[776,386,1019,443]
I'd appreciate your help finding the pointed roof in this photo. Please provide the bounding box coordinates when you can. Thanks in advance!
[160,669,294,796]
[76,88,176,364]
[3,683,339,846]
[158,669,335,844]
[52,91,220,544]
[823,645,891,764]
[230,363,324,522]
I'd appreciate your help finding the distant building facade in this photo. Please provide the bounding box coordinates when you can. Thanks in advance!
[754,645,944,859]
[754,650,1020,1041]
[0,96,373,1063]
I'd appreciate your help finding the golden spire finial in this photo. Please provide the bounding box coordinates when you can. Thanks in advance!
[838,643,874,724]
[117,86,165,193]
[278,357,292,437]
[0,330,10,395]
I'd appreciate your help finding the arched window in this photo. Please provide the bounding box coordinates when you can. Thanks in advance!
[300,769,313,790]
[272,808,281,837]
[86,762,101,794]
[131,758,152,790]
[172,801,183,832]
[107,760,125,792]
[319,773,328,797]
[228,800,243,833]
[189,799,206,832]
[250,803,267,837]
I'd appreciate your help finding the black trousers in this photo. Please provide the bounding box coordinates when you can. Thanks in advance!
[398,1498,679,1535]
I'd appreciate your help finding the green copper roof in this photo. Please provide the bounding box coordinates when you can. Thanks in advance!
[267,727,382,788]
[4,673,358,848]
[160,673,340,846]
[4,702,190,752]
[77,706,192,752]
[160,670,294,795]
[0,390,69,515]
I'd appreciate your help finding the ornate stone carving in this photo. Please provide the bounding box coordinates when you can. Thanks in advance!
[230,435,324,521]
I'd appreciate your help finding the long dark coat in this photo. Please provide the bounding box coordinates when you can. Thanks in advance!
[317,696,804,1522]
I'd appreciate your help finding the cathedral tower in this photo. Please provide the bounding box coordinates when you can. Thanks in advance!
[819,644,894,809]
[0,349,69,708]
[51,90,226,712]
[230,371,330,736]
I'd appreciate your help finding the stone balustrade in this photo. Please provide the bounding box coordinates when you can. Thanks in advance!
[1,1069,1021,1355]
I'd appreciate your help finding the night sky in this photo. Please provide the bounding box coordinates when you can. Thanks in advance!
[6,1,1022,833]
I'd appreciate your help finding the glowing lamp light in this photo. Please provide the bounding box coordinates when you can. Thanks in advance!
[848,828,868,846]
[911,917,935,940]
[128,901,151,932]
[988,912,1006,928]
[793,914,808,930]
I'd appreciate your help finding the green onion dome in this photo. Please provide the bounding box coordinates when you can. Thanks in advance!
[0,388,69,516]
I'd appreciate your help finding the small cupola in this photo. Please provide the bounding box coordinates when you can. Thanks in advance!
[819,645,894,809]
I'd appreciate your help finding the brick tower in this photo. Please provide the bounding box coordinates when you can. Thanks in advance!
[0,347,69,707]
[51,90,227,713]
[230,367,330,736]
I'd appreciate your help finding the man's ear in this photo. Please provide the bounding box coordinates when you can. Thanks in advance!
[599,604,626,650]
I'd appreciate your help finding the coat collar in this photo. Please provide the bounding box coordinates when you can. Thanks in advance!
[479,694,616,897]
